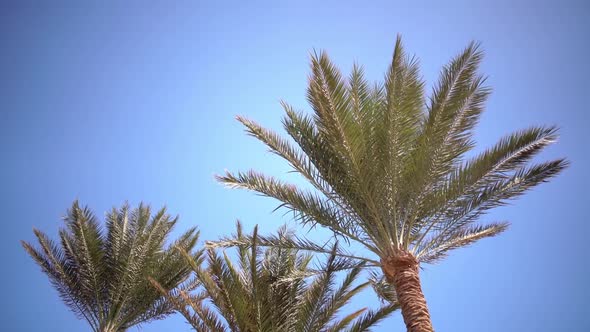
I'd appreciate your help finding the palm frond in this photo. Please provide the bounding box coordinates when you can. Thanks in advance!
[416,222,509,263]
[368,270,398,304]
[216,170,367,244]
[419,126,560,220]
[437,158,568,234]
[208,223,379,266]
[345,303,400,332]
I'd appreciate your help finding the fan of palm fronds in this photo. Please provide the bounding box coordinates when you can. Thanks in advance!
[152,222,398,331]
[22,201,199,332]
[217,36,567,265]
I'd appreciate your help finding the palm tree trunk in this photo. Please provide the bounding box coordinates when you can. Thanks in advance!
[381,251,433,332]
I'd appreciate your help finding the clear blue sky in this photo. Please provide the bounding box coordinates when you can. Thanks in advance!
[2,1,588,331]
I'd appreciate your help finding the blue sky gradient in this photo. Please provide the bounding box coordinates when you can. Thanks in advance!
[2,1,589,331]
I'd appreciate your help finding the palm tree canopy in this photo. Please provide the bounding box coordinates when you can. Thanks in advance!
[22,201,199,332]
[153,222,398,332]
[217,35,568,265]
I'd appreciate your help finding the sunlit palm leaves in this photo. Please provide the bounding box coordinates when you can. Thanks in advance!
[22,201,199,332]
[153,222,398,331]
[217,35,567,266]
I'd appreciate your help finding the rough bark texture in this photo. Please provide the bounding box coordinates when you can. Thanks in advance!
[382,251,433,332]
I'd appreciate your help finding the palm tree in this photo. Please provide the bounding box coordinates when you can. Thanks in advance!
[152,222,398,331]
[22,201,199,332]
[216,36,568,331]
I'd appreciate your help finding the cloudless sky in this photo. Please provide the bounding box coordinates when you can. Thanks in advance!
[1,1,589,331]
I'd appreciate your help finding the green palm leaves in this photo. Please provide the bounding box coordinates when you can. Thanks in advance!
[217,36,567,263]
[154,222,397,332]
[22,201,199,332]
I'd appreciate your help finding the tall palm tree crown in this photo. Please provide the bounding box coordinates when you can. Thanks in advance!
[22,201,199,332]
[153,222,398,331]
[217,36,568,331]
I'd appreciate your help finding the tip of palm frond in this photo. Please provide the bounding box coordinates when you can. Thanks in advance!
[308,48,325,61]
[32,227,45,239]
[71,199,80,209]
[20,240,33,252]
[214,171,238,186]
[394,33,403,51]
[539,158,569,182]
[343,307,368,322]
[235,114,255,128]
[558,157,571,169]
[487,221,510,236]
[417,221,511,264]
[464,40,484,55]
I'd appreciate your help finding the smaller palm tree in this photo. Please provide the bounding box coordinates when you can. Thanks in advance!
[22,201,199,332]
[152,222,398,331]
